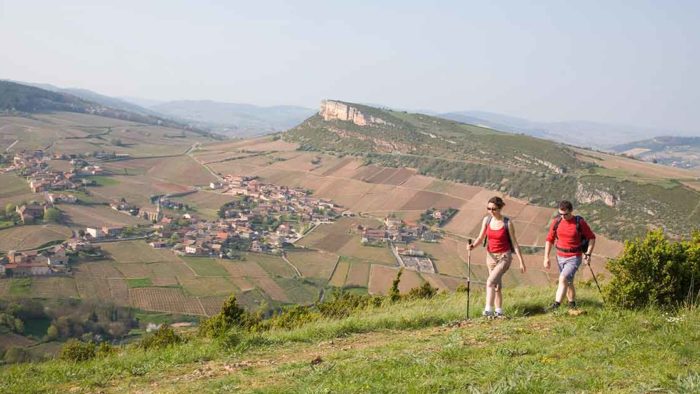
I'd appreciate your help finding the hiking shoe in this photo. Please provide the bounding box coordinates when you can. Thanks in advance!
[567,301,577,309]
[494,311,506,319]
[546,302,561,312]
[482,310,494,319]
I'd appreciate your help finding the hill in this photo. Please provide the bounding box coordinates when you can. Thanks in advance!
[16,81,162,118]
[0,286,697,393]
[438,110,698,149]
[284,100,700,240]
[0,81,202,134]
[149,100,315,137]
[612,136,700,169]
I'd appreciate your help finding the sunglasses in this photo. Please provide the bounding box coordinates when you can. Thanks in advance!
[486,207,500,211]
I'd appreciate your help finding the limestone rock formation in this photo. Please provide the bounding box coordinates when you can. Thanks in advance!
[319,100,387,126]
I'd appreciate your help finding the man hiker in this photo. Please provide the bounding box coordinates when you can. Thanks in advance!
[543,200,596,310]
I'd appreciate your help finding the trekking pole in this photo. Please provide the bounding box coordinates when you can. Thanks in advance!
[466,239,472,319]
[586,256,604,303]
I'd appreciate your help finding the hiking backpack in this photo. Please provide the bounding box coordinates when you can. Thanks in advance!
[482,216,515,253]
[553,215,589,253]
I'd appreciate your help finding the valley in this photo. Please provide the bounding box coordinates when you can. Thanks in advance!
[0,95,696,362]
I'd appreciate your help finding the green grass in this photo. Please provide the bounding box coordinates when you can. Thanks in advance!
[133,310,199,326]
[182,257,229,277]
[1,287,698,393]
[127,278,153,288]
[85,175,119,187]
[8,278,32,296]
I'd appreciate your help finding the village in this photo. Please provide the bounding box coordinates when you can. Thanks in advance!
[0,173,346,277]
[1,150,454,278]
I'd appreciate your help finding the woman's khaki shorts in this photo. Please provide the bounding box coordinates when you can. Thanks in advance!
[486,252,512,290]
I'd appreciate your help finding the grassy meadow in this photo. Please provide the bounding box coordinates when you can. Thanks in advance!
[0,287,697,393]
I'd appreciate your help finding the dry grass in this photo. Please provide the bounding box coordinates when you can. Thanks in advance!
[0,224,72,251]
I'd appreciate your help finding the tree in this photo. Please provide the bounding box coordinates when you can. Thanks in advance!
[13,318,24,334]
[46,324,59,340]
[389,268,403,302]
[43,207,61,223]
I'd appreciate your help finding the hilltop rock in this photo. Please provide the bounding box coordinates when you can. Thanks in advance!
[320,100,388,126]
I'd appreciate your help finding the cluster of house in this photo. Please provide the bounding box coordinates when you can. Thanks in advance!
[8,150,107,194]
[0,239,100,277]
[149,178,341,256]
[77,178,342,257]
[109,198,163,222]
[14,202,51,224]
[361,216,439,244]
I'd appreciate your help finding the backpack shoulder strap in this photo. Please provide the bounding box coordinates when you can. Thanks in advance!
[482,216,492,247]
[504,216,515,252]
[553,216,563,239]
[575,215,582,235]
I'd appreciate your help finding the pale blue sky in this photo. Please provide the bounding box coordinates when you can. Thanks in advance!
[1,0,699,132]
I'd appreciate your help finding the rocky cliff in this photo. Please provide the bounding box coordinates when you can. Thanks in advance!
[319,100,388,126]
[576,182,619,207]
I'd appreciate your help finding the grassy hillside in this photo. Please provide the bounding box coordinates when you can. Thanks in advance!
[612,136,700,169]
[1,287,697,393]
[284,101,700,240]
[0,81,206,134]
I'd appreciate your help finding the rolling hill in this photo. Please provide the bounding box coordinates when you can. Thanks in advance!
[612,136,700,169]
[0,81,200,133]
[439,110,698,149]
[284,100,700,240]
[149,100,315,137]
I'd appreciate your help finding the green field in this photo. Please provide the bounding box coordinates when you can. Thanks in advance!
[182,257,229,277]
[8,278,32,296]
[126,278,153,288]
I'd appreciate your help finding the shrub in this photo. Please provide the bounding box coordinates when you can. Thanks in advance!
[407,282,438,300]
[317,290,382,319]
[3,347,30,364]
[96,342,116,357]
[259,305,320,331]
[59,339,96,362]
[138,325,182,350]
[605,230,700,309]
[217,328,244,350]
[199,295,259,337]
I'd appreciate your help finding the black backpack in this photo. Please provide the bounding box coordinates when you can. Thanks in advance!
[482,216,515,253]
[553,215,589,253]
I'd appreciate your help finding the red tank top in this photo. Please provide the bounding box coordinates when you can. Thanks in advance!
[486,222,511,253]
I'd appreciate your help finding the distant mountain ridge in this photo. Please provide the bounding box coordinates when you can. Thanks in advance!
[9,80,314,137]
[0,80,203,133]
[148,100,315,137]
[438,110,697,149]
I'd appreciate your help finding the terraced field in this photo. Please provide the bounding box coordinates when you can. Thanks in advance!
[0,224,73,251]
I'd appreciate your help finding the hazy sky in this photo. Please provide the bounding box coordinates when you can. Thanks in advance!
[1,0,699,132]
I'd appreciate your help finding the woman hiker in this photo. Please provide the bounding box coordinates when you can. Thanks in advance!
[468,196,526,318]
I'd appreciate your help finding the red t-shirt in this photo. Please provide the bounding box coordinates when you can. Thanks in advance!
[546,216,596,257]
[486,221,511,253]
